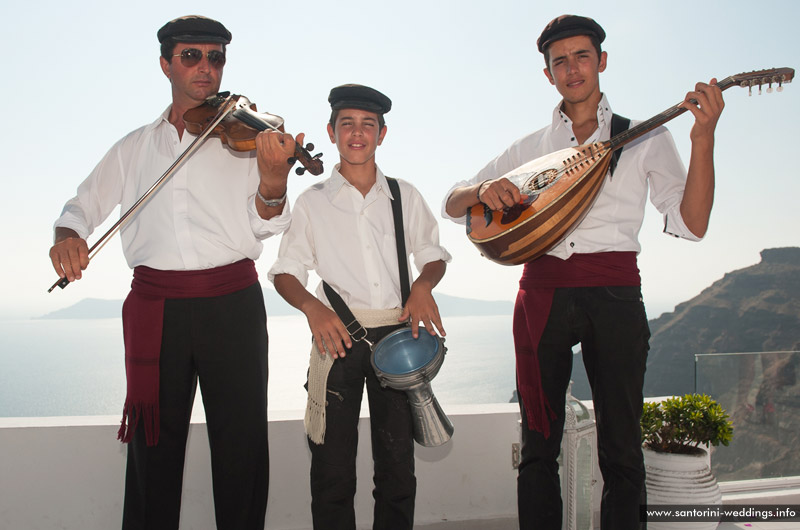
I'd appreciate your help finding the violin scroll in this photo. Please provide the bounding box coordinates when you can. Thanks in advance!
[290,143,323,175]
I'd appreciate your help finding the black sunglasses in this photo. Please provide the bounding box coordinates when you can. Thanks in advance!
[172,48,226,69]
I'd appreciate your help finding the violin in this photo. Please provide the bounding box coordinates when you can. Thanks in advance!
[184,92,324,175]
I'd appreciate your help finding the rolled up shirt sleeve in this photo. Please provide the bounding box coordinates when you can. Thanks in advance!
[440,178,474,225]
[404,181,452,270]
[268,195,314,287]
[248,195,292,239]
[645,128,703,242]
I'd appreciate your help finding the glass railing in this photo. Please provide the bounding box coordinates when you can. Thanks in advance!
[695,350,800,482]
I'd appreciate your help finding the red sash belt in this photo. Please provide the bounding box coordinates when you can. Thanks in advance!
[515,252,640,438]
[118,259,258,446]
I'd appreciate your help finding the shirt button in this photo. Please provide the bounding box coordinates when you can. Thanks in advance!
[570,242,575,248]
[373,282,379,287]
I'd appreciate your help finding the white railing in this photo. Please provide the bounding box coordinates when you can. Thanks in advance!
[3,402,798,530]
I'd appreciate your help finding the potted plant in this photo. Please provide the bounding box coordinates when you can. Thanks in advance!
[641,394,734,530]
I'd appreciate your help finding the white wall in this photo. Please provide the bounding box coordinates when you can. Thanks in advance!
[0,404,520,530]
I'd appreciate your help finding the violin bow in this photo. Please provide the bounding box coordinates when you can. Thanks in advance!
[48,94,239,292]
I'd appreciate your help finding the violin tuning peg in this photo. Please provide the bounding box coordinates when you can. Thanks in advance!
[287,157,298,166]
[296,167,307,176]
[305,143,315,151]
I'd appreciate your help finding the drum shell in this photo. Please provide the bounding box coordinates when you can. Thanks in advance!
[369,327,453,446]
[370,327,446,390]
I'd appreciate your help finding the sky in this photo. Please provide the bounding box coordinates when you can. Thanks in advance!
[2,0,798,320]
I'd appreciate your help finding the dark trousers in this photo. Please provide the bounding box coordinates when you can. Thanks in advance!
[515,286,649,530]
[308,324,416,530]
[122,283,269,530]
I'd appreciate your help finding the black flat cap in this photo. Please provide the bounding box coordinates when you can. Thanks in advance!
[157,15,232,44]
[328,84,392,114]
[537,14,605,53]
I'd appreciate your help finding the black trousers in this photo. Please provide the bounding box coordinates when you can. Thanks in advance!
[308,323,416,530]
[122,283,269,530]
[516,286,649,530]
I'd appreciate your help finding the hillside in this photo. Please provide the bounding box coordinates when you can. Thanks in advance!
[643,246,800,397]
[641,247,800,481]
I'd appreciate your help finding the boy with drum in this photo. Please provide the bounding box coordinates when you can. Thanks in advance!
[269,84,451,530]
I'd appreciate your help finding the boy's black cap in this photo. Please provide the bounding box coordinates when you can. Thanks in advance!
[157,15,232,44]
[537,14,605,53]
[328,84,392,114]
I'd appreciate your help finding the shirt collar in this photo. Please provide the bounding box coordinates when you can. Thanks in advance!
[323,163,392,201]
[596,94,613,137]
[551,93,614,141]
[143,105,175,135]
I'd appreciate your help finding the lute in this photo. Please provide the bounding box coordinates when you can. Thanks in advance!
[466,67,794,265]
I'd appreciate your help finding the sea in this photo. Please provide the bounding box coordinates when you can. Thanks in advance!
[0,315,516,418]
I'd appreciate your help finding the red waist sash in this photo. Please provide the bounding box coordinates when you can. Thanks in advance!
[515,252,640,438]
[119,259,258,446]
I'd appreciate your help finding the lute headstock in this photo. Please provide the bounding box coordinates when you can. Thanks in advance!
[722,67,794,95]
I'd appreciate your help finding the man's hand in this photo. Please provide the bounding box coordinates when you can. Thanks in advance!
[680,78,725,144]
[273,273,352,358]
[304,301,352,359]
[400,285,445,339]
[254,131,304,218]
[444,177,527,218]
[477,177,526,211]
[49,228,89,282]
[399,260,447,338]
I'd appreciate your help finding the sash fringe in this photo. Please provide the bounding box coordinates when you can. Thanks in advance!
[117,400,160,446]
[305,344,334,445]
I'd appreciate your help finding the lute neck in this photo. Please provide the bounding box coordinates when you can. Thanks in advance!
[607,75,738,151]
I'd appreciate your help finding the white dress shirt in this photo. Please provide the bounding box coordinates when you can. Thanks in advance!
[269,164,452,310]
[441,94,700,259]
[55,106,290,270]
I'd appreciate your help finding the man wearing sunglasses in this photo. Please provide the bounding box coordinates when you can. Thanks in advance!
[48,15,297,530]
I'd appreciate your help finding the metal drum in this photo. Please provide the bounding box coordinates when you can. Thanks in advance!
[370,327,454,447]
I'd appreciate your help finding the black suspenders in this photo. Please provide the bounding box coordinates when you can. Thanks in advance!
[610,113,631,177]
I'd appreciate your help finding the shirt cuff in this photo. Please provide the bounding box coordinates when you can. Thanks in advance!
[663,204,702,242]
[249,195,292,239]
[412,246,453,272]
[267,258,309,286]
[53,213,91,240]
[440,179,472,225]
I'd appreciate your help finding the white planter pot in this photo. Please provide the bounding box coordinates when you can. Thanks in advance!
[643,446,721,530]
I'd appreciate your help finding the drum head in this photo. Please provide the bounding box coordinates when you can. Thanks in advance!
[372,328,440,375]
